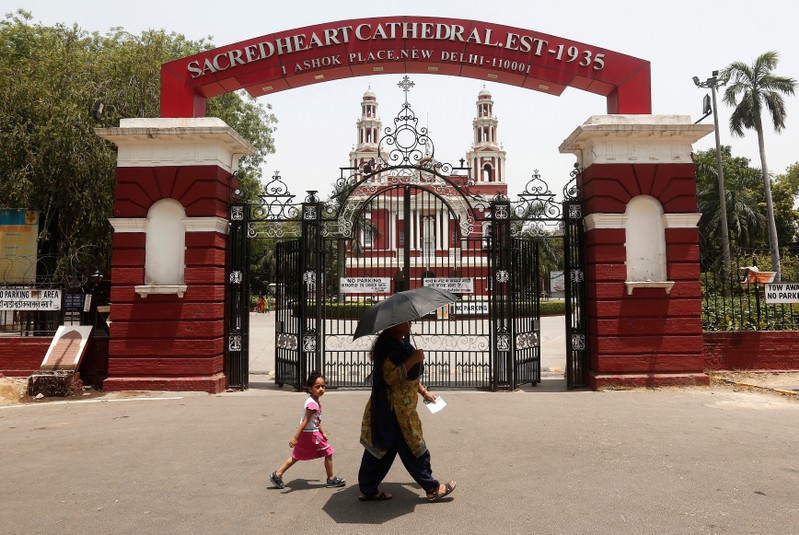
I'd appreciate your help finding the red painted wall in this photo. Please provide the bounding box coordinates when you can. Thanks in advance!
[582,163,698,213]
[582,162,707,388]
[103,164,234,393]
[113,165,232,218]
[703,332,799,370]
[0,338,49,376]
[0,335,108,385]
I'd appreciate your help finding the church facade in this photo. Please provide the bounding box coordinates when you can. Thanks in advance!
[340,87,508,298]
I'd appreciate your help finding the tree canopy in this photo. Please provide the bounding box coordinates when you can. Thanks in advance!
[0,10,277,285]
[694,146,799,270]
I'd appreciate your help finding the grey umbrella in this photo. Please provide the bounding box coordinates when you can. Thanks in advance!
[352,286,459,340]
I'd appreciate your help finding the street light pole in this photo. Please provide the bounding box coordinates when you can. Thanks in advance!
[693,71,731,269]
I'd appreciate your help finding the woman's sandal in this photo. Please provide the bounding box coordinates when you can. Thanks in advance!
[427,480,456,502]
[359,491,392,501]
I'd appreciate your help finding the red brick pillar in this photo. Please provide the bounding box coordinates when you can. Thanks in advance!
[560,116,713,388]
[97,119,254,393]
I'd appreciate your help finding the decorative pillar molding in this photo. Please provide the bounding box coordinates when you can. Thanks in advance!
[96,118,254,393]
[560,115,714,389]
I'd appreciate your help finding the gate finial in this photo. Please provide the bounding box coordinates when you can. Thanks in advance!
[397,75,415,103]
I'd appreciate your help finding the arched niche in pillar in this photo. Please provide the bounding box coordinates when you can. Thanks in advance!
[137,198,188,298]
[624,195,674,295]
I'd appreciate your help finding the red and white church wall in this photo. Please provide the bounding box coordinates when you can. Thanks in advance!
[97,118,254,393]
[561,115,715,388]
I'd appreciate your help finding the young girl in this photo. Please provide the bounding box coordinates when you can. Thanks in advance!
[269,371,346,489]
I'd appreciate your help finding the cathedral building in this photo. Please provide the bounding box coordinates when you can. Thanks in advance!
[340,86,508,298]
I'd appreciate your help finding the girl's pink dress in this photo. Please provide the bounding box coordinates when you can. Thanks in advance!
[292,397,335,460]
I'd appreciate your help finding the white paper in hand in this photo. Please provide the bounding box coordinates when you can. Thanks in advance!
[425,396,447,414]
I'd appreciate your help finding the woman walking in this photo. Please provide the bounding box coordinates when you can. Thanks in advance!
[357,320,456,502]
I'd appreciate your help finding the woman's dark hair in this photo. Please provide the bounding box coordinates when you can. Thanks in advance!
[370,330,392,362]
[306,370,324,389]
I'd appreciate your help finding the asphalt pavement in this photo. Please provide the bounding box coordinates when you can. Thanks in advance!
[1,314,798,534]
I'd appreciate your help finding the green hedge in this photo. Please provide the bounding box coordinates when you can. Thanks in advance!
[540,300,565,316]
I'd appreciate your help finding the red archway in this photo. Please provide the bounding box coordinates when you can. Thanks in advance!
[160,16,651,118]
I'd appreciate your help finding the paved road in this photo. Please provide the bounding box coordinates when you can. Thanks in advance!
[3,315,797,533]
[1,379,798,534]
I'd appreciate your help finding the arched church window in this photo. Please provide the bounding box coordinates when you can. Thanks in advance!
[482,163,493,182]
[362,213,373,248]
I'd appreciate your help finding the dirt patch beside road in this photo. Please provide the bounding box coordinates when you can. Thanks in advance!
[0,376,110,405]
[0,377,29,405]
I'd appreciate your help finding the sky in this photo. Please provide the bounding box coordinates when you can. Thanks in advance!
[7,0,799,201]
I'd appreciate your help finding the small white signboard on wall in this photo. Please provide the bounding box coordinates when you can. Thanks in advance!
[765,283,799,304]
[0,287,62,311]
[423,278,474,293]
[339,277,391,294]
[454,301,489,315]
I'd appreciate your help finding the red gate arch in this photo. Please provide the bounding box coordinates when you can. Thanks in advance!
[94,15,721,395]
[160,16,651,118]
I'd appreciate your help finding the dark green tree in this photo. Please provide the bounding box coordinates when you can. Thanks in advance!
[721,51,797,281]
[771,163,799,249]
[0,10,277,284]
[694,146,765,263]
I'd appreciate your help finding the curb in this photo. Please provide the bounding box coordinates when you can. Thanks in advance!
[709,375,799,398]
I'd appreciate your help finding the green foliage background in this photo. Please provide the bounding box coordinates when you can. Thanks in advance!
[0,10,277,285]
[694,146,799,269]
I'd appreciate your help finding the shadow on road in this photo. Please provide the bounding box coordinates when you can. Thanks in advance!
[322,482,434,524]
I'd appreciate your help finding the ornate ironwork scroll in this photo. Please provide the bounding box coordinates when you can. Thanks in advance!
[242,172,304,238]
[325,76,475,234]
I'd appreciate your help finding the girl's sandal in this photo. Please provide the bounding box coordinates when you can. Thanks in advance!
[427,480,456,502]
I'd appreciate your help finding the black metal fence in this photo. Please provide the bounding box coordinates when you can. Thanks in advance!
[0,285,109,337]
[701,253,799,331]
[1,254,109,337]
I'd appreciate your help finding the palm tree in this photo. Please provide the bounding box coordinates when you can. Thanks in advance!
[695,147,765,261]
[721,51,796,281]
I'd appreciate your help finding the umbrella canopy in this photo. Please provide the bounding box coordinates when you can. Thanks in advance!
[352,286,458,340]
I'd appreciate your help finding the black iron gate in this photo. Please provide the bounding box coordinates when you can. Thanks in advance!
[563,195,588,388]
[511,237,541,388]
[226,203,249,390]
[317,183,495,389]
[274,239,301,389]
[225,83,586,391]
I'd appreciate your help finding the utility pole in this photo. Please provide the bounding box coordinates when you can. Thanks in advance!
[693,71,731,269]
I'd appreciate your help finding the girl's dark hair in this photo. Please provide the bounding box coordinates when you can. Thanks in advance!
[306,370,324,389]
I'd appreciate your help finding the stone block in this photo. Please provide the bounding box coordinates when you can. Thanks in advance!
[28,371,83,397]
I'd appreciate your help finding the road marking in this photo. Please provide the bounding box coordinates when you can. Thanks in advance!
[0,396,184,410]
